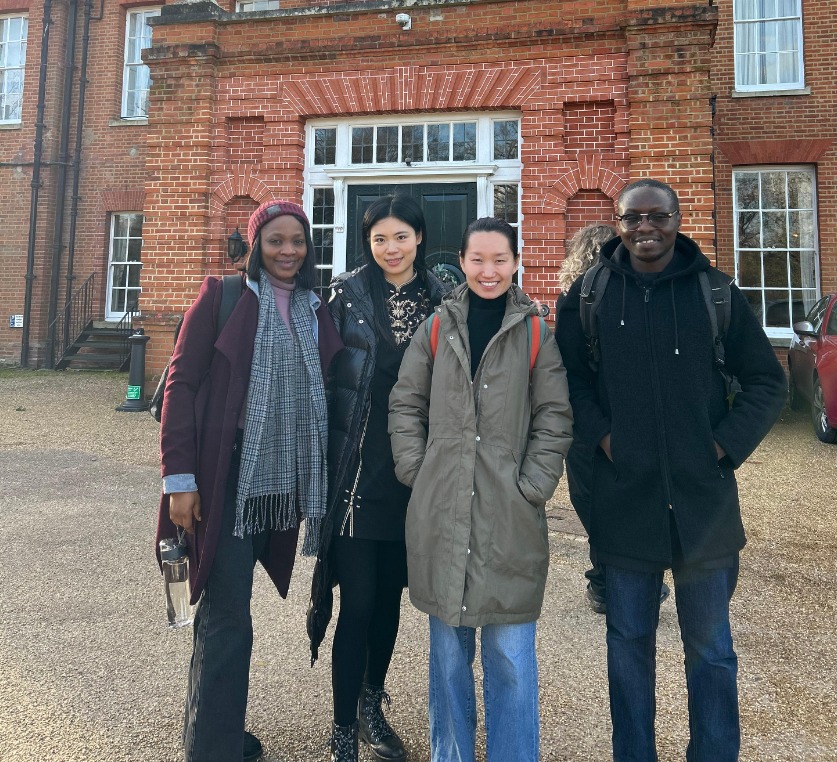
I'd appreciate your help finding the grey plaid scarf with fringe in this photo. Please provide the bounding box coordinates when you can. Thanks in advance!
[234,272,328,555]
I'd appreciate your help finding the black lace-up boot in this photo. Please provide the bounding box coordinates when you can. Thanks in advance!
[330,720,358,762]
[357,684,407,761]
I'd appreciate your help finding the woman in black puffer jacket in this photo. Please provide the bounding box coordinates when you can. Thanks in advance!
[308,195,448,762]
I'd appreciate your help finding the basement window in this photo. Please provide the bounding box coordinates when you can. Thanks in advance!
[236,1,280,10]
[0,14,28,124]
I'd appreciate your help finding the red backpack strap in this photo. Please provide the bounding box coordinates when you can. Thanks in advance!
[427,312,441,360]
[527,314,544,375]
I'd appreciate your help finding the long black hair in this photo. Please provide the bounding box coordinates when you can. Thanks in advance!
[360,195,429,346]
[246,213,317,290]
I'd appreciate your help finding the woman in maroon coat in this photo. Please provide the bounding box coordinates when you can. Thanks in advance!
[157,201,342,762]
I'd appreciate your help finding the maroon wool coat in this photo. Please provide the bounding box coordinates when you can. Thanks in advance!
[156,276,342,605]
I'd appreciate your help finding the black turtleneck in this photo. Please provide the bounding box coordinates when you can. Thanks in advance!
[467,289,507,378]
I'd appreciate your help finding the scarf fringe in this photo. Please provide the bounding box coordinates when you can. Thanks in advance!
[235,492,298,538]
[301,516,322,557]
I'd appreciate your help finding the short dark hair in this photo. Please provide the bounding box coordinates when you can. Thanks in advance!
[617,179,680,213]
[459,217,519,260]
[246,214,317,290]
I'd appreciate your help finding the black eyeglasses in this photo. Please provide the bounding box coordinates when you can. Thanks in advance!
[615,211,679,230]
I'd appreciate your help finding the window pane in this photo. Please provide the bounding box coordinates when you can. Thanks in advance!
[761,172,786,208]
[376,126,398,163]
[401,125,424,163]
[735,173,760,209]
[111,239,127,263]
[452,122,476,161]
[738,251,762,288]
[762,211,787,248]
[127,239,143,262]
[351,127,373,163]
[313,228,334,267]
[787,172,813,208]
[764,289,791,327]
[113,215,129,238]
[427,124,450,161]
[312,187,335,225]
[788,211,814,249]
[737,211,760,248]
[763,251,788,288]
[127,266,141,289]
[314,128,336,165]
[493,120,519,160]
[493,184,519,224]
[128,214,143,238]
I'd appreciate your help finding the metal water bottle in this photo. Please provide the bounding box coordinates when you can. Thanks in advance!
[159,534,193,628]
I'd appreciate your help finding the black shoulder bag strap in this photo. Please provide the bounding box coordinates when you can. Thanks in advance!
[579,262,610,372]
[698,268,741,406]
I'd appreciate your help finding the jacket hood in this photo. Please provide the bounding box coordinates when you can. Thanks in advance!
[598,232,711,282]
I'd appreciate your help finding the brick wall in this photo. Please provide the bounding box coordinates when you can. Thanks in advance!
[712,0,836,294]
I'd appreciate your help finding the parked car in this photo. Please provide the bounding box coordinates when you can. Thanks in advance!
[787,293,837,443]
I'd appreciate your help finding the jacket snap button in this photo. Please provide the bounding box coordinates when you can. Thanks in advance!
[475,436,481,442]
[461,606,467,612]
[483,384,488,389]
[449,335,454,340]
[467,548,471,554]
[338,288,343,293]
[471,491,475,496]
[347,302,352,307]
[358,319,364,324]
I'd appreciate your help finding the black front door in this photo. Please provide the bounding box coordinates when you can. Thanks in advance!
[346,183,477,274]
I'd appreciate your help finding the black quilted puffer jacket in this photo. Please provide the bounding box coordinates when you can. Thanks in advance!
[306,265,448,663]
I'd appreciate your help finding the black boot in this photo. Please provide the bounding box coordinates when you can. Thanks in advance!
[330,721,358,762]
[357,683,407,761]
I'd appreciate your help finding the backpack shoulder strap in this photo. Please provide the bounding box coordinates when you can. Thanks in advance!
[526,314,546,375]
[217,274,244,337]
[578,262,609,370]
[698,268,740,404]
[426,311,441,360]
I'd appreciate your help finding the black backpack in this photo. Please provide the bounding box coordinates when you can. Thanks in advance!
[149,275,244,422]
[578,263,742,405]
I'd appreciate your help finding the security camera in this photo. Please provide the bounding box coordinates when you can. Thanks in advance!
[395,13,412,30]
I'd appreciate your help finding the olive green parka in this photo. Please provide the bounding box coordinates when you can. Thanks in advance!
[388,284,573,628]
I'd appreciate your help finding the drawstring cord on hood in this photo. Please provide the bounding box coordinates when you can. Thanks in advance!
[620,275,626,326]
[670,281,680,355]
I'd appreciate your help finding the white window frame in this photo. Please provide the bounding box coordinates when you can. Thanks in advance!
[121,7,160,120]
[106,213,144,320]
[0,14,28,124]
[304,112,523,277]
[236,1,280,11]
[732,165,819,338]
[733,0,805,93]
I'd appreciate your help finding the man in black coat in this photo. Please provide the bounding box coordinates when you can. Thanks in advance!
[556,179,786,762]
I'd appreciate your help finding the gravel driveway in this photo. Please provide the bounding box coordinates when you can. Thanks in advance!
[0,369,834,761]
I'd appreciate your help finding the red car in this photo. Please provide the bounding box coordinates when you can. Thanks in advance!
[787,293,837,443]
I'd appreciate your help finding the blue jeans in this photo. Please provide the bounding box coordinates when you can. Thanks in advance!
[182,442,270,762]
[604,560,740,762]
[428,616,539,762]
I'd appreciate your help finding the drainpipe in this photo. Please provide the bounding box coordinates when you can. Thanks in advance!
[21,0,54,368]
[63,0,98,353]
[710,93,718,256]
[45,0,79,369]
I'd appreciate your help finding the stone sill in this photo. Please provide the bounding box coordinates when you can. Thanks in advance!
[731,87,811,99]
[0,122,22,130]
[109,118,149,127]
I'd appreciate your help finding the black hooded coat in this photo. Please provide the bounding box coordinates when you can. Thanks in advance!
[556,233,786,568]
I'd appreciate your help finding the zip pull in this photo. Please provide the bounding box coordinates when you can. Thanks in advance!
[644,287,651,303]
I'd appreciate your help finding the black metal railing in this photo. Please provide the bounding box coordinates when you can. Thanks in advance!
[51,272,96,363]
[116,299,139,369]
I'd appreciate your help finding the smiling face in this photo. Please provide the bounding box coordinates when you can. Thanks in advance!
[460,230,519,299]
[617,186,681,273]
[259,215,308,283]
[369,215,421,286]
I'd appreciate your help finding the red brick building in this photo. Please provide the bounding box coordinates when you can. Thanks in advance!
[2,0,827,377]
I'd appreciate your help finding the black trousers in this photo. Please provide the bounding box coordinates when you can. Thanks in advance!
[331,535,408,726]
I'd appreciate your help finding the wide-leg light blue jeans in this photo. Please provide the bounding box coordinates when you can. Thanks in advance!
[428,615,539,762]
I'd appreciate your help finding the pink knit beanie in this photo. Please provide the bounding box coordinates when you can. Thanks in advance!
[247,200,311,247]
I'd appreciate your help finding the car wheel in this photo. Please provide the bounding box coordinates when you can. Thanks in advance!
[812,378,837,444]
